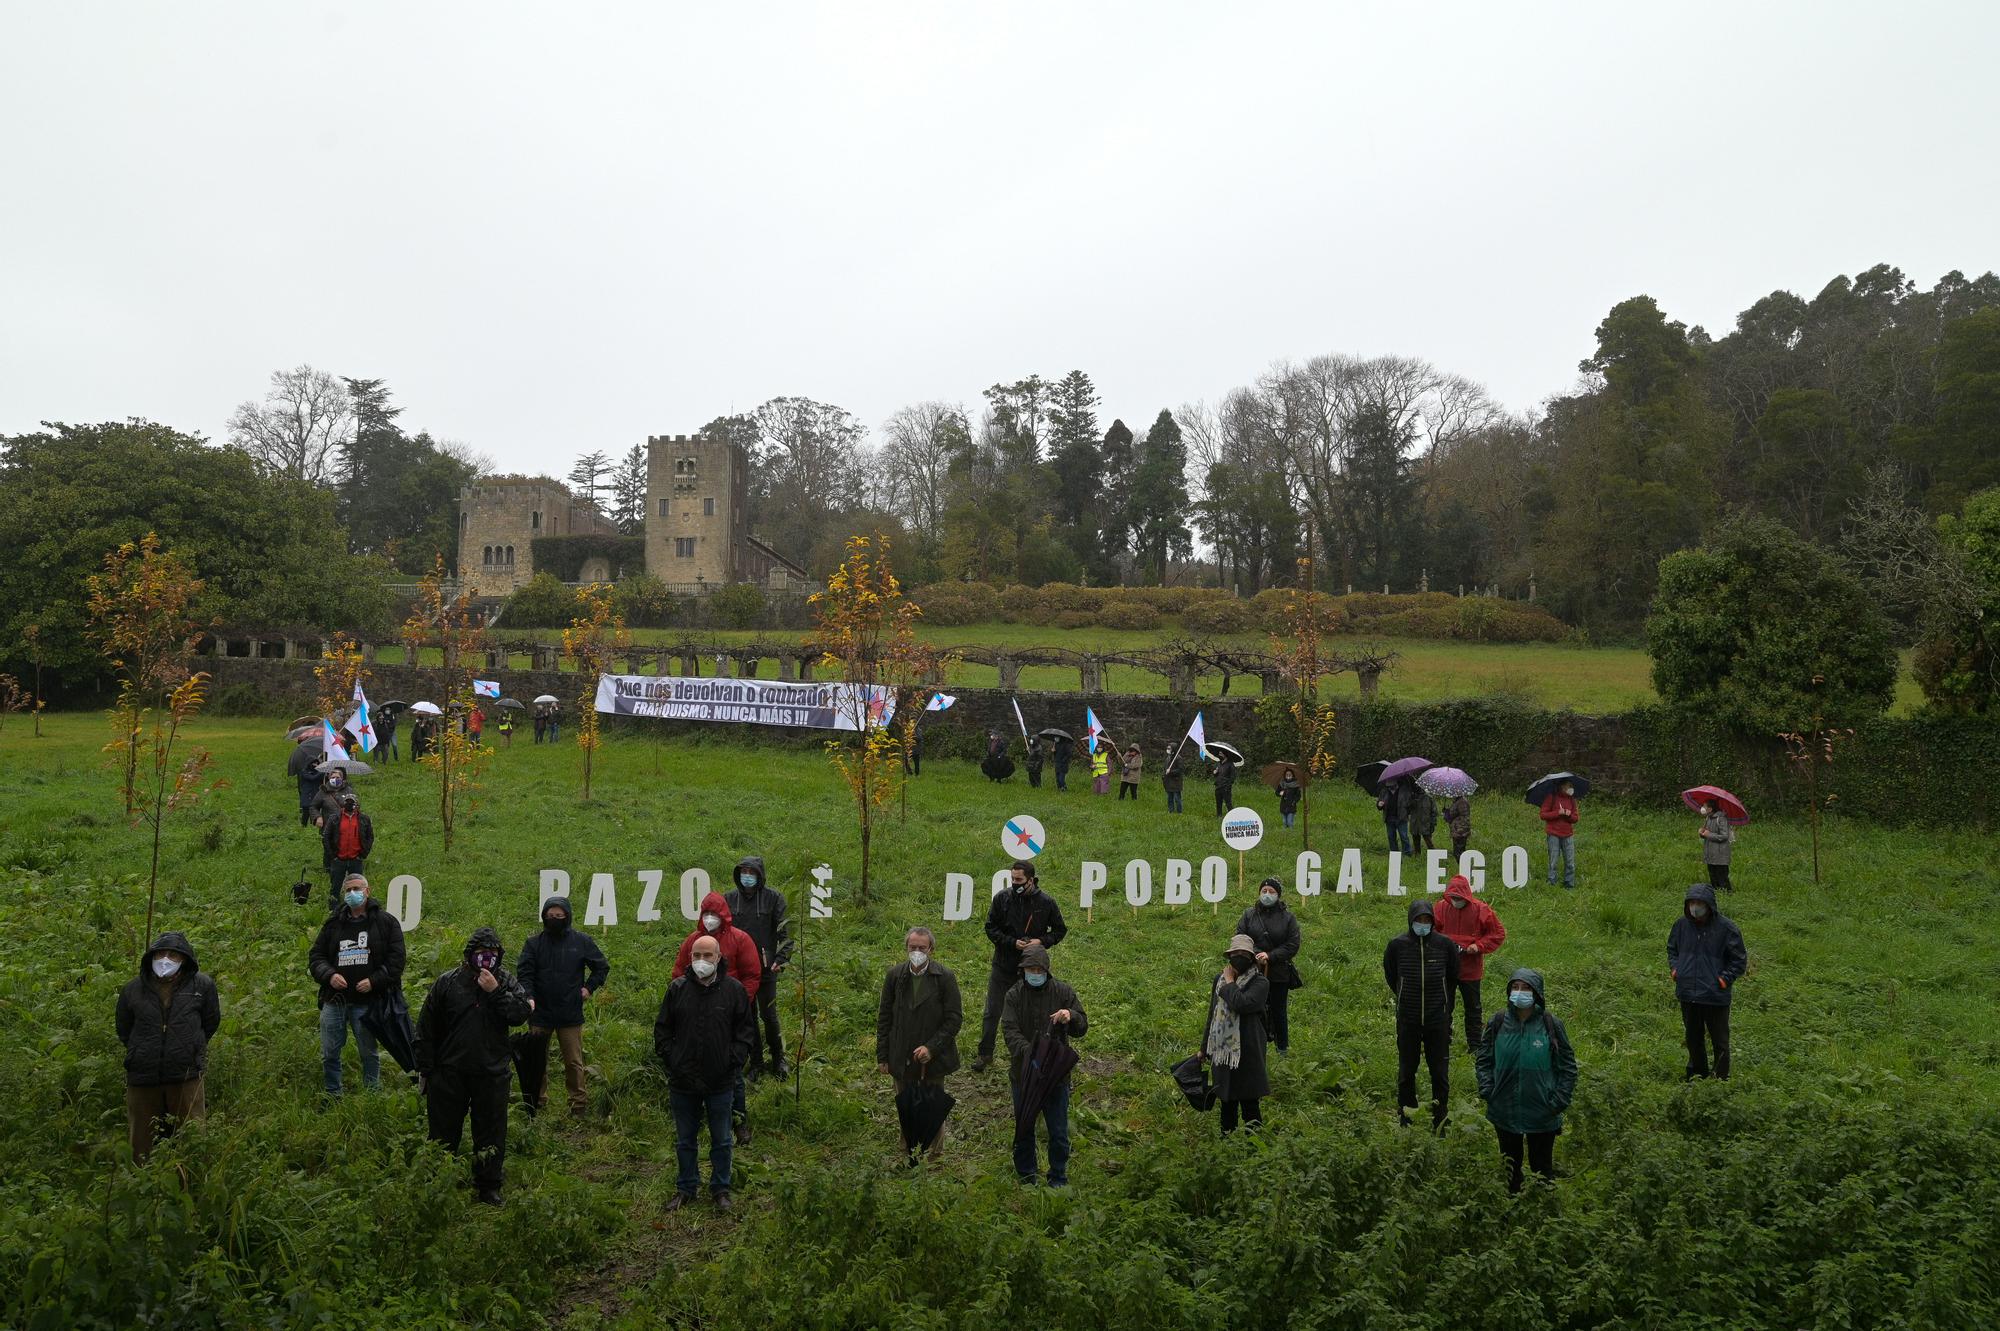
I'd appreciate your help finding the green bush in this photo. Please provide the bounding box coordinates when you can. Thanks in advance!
[1098,601,1162,630]
[1179,599,1254,634]
[611,574,676,629]
[500,572,576,628]
[1052,609,1096,629]
[709,582,767,629]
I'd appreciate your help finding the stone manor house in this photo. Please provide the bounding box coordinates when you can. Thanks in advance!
[456,433,808,595]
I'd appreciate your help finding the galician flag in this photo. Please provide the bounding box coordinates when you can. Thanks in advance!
[320,717,351,766]
[1011,697,1030,740]
[1085,706,1104,754]
[925,692,957,712]
[1184,710,1209,760]
[473,679,501,699]
[343,682,377,754]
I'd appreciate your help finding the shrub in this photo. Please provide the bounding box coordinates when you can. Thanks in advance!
[710,582,767,630]
[1052,609,1097,629]
[1179,599,1253,634]
[1098,601,1162,630]
[611,574,676,628]
[998,584,1042,623]
[501,572,575,628]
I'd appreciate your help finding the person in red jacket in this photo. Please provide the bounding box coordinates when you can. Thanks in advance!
[1538,781,1579,889]
[1434,875,1507,1053]
[673,890,763,1144]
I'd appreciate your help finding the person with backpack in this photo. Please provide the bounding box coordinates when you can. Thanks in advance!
[1668,883,1747,1079]
[1474,968,1578,1192]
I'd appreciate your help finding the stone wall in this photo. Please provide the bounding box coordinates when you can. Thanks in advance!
[455,478,615,595]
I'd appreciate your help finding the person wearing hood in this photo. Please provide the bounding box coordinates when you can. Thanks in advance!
[1382,899,1462,1130]
[1000,943,1086,1186]
[116,931,221,1162]
[414,927,532,1204]
[512,896,610,1117]
[1277,766,1302,829]
[1202,934,1271,1134]
[1410,784,1439,855]
[974,859,1070,1071]
[1023,735,1044,787]
[876,927,963,1157]
[1162,749,1186,813]
[319,790,373,906]
[1118,744,1142,800]
[308,766,352,830]
[1539,780,1580,889]
[673,891,762,1143]
[1668,884,1747,1080]
[307,874,406,1095]
[1378,776,1414,856]
[654,933,755,1210]
[724,855,793,1080]
[1475,968,1578,1192]
[288,739,324,827]
[376,706,398,763]
[1234,876,1302,1052]
[1434,875,1507,1053]
[1052,734,1073,791]
[1697,799,1736,892]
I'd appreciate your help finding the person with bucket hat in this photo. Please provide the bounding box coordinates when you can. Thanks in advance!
[1382,899,1462,1130]
[1433,874,1507,1053]
[414,926,532,1205]
[1233,877,1302,1052]
[1668,883,1747,1079]
[1474,968,1578,1192]
[1201,934,1271,1134]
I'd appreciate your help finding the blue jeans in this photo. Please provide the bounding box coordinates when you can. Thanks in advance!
[319,1002,379,1094]
[1282,810,1295,828]
[1166,790,1182,813]
[1547,834,1576,887]
[671,1089,735,1197]
[1386,820,1413,854]
[1010,1078,1072,1185]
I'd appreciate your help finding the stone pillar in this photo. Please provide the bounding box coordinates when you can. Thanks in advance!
[1528,575,1537,602]
[1079,659,1102,693]
[282,638,298,660]
[1259,669,1285,695]
[1167,660,1195,699]
[486,647,508,672]
[360,641,378,664]
[741,656,759,679]
[996,656,1021,692]
[796,657,814,682]
[777,653,797,681]
[1421,568,1429,593]
[651,649,671,675]
[1357,665,1383,700]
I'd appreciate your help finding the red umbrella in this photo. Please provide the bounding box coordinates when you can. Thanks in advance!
[1683,785,1749,826]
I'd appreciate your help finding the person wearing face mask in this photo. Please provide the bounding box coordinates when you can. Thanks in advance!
[1202,935,1271,1134]
[1382,900,1462,1131]
[115,931,221,1162]
[288,736,324,827]
[1000,943,1087,1186]
[974,860,1069,1072]
[876,927,963,1157]
[1697,800,1735,892]
[308,766,351,829]
[1538,781,1580,889]
[1118,744,1142,800]
[1474,968,1578,1192]
[414,927,532,1205]
[1233,877,1302,1053]
[1162,749,1186,813]
[654,934,755,1211]
[511,896,610,1117]
[1434,875,1507,1054]
[1444,792,1473,860]
[672,891,762,1143]
[1276,766,1301,829]
[318,790,373,907]
[724,856,793,1081]
[307,874,406,1095]
[1051,734,1073,791]
[1667,884,1747,1080]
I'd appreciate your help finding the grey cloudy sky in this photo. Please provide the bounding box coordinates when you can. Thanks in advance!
[3,1,1995,474]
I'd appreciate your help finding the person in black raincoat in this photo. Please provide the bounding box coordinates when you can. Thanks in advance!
[512,895,610,1116]
[1234,876,1302,1052]
[654,933,755,1210]
[1202,934,1270,1134]
[1410,784,1439,854]
[288,740,323,826]
[1382,899,1461,1130]
[1276,766,1302,829]
[1212,752,1238,817]
[974,860,1069,1070]
[724,855,793,1079]
[1024,738,1044,788]
[1162,750,1186,813]
[308,875,406,1095]
[1668,883,1747,1079]
[415,926,532,1205]
[1000,943,1086,1186]
[115,931,221,1162]
[1378,776,1414,855]
[1052,736,1073,791]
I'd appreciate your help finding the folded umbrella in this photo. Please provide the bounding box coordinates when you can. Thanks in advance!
[894,1070,955,1153]
[1014,1023,1079,1142]
[1417,766,1478,799]
[1355,759,1390,796]
[359,988,419,1074]
[1525,771,1590,804]
[1380,756,1433,785]
[1683,784,1750,826]
[1171,1053,1216,1112]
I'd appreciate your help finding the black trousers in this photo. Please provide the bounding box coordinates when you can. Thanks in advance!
[1681,1001,1731,1079]
[1266,983,1291,1051]
[1118,780,1137,800]
[1396,1022,1452,1124]
[1496,1128,1557,1192]
[1707,862,1732,891]
[426,1069,511,1190]
[1026,764,1042,787]
[1220,1098,1262,1134]
[1451,834,1469,858]
[1413,830,1435,852]
[750,980,784,1070]
[1215,788,1232,816]
[977,964,1013,1059]
[1458,978,1485,1049]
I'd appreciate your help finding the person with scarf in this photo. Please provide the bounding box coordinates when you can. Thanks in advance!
[1201,934,1271,1134]
[1276,766,1302,829]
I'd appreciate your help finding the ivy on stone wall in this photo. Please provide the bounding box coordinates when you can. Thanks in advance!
[528,535,646,583]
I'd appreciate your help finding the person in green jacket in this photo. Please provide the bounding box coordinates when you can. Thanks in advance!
[1474,967,1578,1192]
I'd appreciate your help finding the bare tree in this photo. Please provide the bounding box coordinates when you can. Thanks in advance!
[227,366,354,486]
[877,401,968,544]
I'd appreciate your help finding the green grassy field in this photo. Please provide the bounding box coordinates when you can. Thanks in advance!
[4,715,1995,1329]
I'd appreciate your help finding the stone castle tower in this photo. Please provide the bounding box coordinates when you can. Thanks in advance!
[644,433,748,586]
[456,477,618,595]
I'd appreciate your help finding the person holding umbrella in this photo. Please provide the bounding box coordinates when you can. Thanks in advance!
[1234,876,1302,1053]
[1383,899,1461,1131]
[1686,786,1745,892]
[1000,943,1086,1187]
[876,927,962,1160]
[1475,968,1578,1192]
[1668,883,1747,1080]
[1202,934,1271,1134]
[1410,782,1439,855]
[1212,748,1239,817]
[1049,732,1074,791]
[308,874,406,1096]
[377,705,400,763]
[289,735,325,827]
[1535,776,1582,889]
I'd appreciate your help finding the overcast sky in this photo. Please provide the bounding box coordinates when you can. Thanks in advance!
[3,1,1995,474]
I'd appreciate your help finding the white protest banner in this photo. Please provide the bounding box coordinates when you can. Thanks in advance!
[593,673,896,731]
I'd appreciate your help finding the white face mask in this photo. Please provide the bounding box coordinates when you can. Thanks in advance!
[691,958,717,980]
[151,956,182,979]
[908,949,929,970]
[1259,891,1278,907]
[702,913,721,932]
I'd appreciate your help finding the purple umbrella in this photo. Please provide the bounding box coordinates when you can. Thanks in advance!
[1380,756,1434,785]
[1417,766,1477,799]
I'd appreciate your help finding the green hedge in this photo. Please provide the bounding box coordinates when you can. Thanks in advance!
[528,534,646,583]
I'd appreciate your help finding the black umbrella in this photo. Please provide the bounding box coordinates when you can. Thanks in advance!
[1355,759,1389,796]
[894,1071,955,1154]
[359,988,419,1074]
[287,742,326,778]
[1207,739,1247,765]
[379,700,410,714]
[1525,771,1591,805]
[1013,1023,1079,1142]
[1036,727,1074,742]
[496,697,527,711]
[981,753,1017,782]
[1171,1053,1216,1112]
